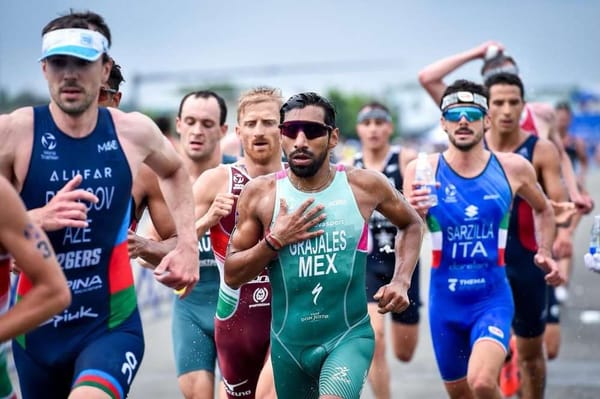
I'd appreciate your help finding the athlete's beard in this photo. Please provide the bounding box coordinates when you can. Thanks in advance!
[287,147,329,178]
[52,86,96,116]
[449,128,482,152]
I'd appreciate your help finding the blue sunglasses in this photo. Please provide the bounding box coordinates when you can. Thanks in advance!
[443,106,486,122]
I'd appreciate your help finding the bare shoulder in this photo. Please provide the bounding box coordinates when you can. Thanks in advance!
[494,151,533,178]
[238,173,277,223]
[107,108,158,142]
[400,146,418,162]
[196,164,230,185]
[0,107,33,138]
[242,172,277,197]
[534,136,560,159]
[193,164,231,198]
[346,165,388,189]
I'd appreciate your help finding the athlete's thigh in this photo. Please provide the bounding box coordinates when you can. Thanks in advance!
[428,304,471,382]
[507,252,547,338]
[256,351,276,399]
[72,327,144,398]
[12,340,72,399]
[215,311,270,397]
[469,292,514,352]
[365,268,388,303]
[319,336,374,399]
[467,339,505,384]
[270,338,318,399]
[172,296,216,376]
[366,303,385,339]
[390,322,419,361]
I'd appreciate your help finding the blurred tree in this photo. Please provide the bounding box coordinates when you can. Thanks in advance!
[177,82,239,103]
[0,89,47,113]
[325,88,400,140]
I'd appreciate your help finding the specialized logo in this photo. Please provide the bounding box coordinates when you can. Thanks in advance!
[448,278,458,292]
[332,366,351,383]
[328,199,347,207]
[312,282,323,305]
[464,205,478,218]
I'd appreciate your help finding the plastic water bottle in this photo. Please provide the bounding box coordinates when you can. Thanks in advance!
[484,44,502,61]
[414,152,438,207]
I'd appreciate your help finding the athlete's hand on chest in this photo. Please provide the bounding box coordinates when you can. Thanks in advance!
[270,198,326,246]
[37,175,99,231]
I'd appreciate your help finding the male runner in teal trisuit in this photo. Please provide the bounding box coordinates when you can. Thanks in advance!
[224,92,424,399]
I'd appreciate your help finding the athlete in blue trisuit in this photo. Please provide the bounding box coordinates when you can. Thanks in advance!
[0,11,198,399]
[403,79,563,399]
[223,92,424,399]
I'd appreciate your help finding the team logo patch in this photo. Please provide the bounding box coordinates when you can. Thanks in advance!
[42,132,57,150]
[488,325,504,338]
[465,205,479,218]
[448,278,458,292]
[252,287,269,303]
[443,183,457,203]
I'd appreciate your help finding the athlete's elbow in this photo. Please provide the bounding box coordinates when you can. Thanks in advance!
[50,284,72,314]
[418,69,434,86]
[223,265,243,290]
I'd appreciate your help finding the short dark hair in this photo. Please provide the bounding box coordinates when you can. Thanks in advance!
[441,79,488,109]
[153,116,172,136]
[481,54,518,76]
[177,91,227,125]
[107,59,125,91]
[280,92,336,128]
[555,101,572,114]
[484,72,525,100]
[358,101,390,114]
[42,10,111,63]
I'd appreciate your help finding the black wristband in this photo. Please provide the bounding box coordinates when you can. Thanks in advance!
[263,237,278,252]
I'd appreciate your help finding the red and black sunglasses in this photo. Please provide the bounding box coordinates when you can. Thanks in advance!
[279,121,333,140]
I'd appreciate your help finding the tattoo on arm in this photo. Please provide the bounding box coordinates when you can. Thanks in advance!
[24,223,52,259]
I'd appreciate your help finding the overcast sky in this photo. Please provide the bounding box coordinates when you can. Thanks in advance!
[1,0,599,111]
